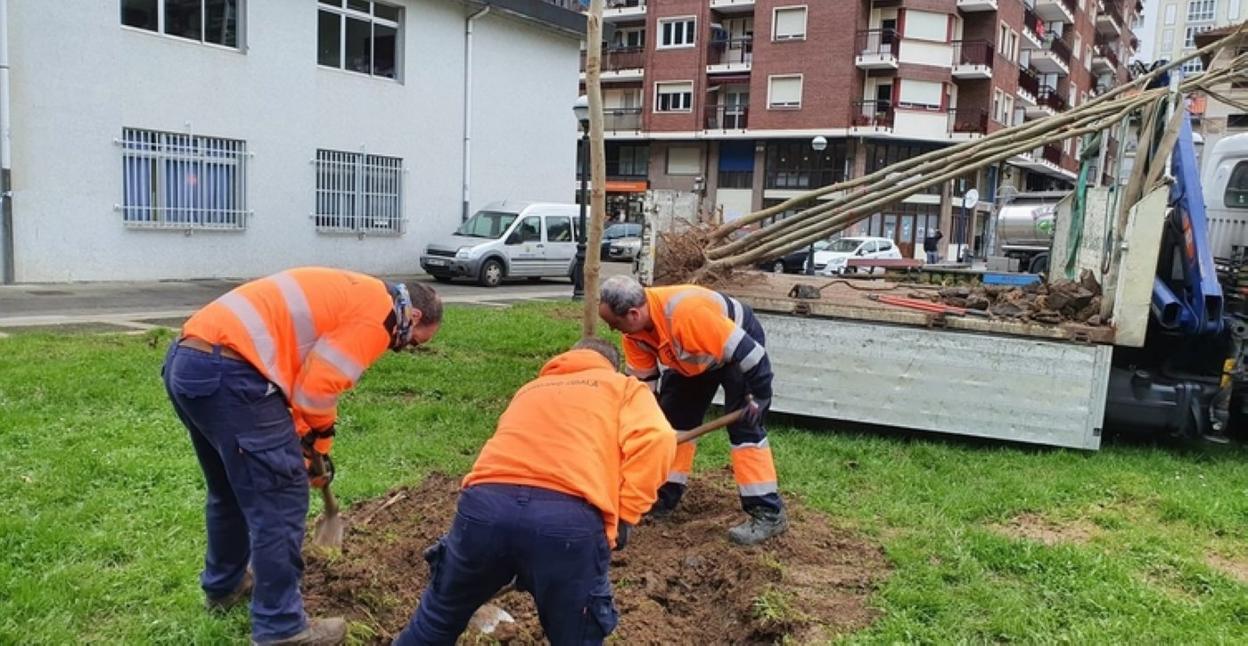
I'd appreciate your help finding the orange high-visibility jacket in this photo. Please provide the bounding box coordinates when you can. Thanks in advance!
[463,349,677,547]
[181,267,397,452]
[621,285,773,400]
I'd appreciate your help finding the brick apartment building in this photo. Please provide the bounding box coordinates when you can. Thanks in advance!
[579,0,1140,260]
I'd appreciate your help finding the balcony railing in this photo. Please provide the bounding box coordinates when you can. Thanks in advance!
[602,108,643,131]
[1056,0,1077,16]
[949,108,990,134]
[953,40,994,67]
[1042,143,1064,165]
[857,29,900,57]
[1043,34,1073,66]
[1094,41,1120,68]
[708,37,754,66]
[704,104,749,130]
[1037,86,1069,111]
[852,100,895,128]
[606,0,644,8]
[580,47,646,72]
[1099,0,1125,26]
[1023,6,1047,40]
[1018,66,1041,96]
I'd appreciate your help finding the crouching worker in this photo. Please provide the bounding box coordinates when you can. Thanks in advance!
[394,338,677,646]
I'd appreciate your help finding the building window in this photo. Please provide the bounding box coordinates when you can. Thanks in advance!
[1165,3,1178,25]
[318,0,401,80]
[666,147,701,175]
[998,23,1009,55]
[1226,162,1248,208]
[1188,0,1217,22]
[655,81,694,112]
[1002,95,1015,126]
[904,10,949,43]
[121,0,242,48]
[1185,24,1215,47]
[606,143,649,178]
[768,75,803,109]
[897,79,943,110]
[1181,57,1205,75]
[718,170,753,188]
[773,7,808,41]
[120,128,249,230]
[1229,114,1248,129]
[992,89,1003,123]
[659,17,696,48]
[765,140,849,189]
[314,149,405,235]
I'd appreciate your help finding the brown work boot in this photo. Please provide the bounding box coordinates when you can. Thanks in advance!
[252,618,347,646]
[205,569,253,613]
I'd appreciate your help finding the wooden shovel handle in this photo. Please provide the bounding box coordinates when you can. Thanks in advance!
[310,452,339,515]
[675,409,745,445]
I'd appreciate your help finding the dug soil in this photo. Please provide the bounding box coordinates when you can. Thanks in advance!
[304,469,889,644]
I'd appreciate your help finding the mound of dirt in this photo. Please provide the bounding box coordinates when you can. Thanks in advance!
[303,470,889,644]
[925,269,1106,325]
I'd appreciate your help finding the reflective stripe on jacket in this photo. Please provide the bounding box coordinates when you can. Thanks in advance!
[181,267,395,451]
[622,285,773,400]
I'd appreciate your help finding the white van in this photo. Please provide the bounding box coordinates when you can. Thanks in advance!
[1202,133,1248,258]
[420,201,580,287]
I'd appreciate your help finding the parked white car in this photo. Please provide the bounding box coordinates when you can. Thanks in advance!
[814,236,904,275]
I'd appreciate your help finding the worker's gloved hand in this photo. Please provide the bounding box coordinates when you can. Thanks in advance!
[614,521,633,551]
[301,430,335,489]
[742,397,770,427]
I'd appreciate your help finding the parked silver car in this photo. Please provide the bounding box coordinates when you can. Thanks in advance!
[420,202,579,287]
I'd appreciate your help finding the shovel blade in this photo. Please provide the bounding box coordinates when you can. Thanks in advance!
[311,511,345,550]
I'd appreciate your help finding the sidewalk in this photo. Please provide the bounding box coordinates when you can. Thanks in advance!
[0,263,631,333]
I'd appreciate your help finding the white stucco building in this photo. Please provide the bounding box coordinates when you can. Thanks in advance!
[0,0,583,282]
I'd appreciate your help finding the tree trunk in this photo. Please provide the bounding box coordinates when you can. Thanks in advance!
[582,0,607,338]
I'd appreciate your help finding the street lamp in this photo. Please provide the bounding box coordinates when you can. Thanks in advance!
[572,95,590,299]
[805,136,829,275]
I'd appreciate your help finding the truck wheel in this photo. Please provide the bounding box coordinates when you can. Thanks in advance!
[478,259,504,287]
[771,260,786,273]
[1029,253,1050,275]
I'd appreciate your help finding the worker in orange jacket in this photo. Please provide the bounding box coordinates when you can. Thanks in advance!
[598,275,787,545]
[163,267,442,646]
[394,338,676,645]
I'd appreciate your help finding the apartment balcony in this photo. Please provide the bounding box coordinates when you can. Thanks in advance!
[1035,0,1075,24]
[704,104,749,131]
[1092,41,1119,74]
[1017,65,1040,105]
[580,47,645,81]
[1021,6,1045,48]
[603,0,645,22]
[602,108,643,134]
[1041,143,1064,166]
[707,37,753,74]
[856,29,900,70]
[949,108,990,140]
[709,0,755,13]
[851,100,895,131]
[1097,0,1125,36]
[1025,86,1068,118]
[952,40,994,79]
[1030,35,1072,76]
[956,0,999,11]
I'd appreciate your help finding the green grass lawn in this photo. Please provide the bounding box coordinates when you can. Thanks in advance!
[3,302,1248,644]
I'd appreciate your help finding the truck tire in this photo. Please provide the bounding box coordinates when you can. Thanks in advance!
[1029,253,1050,275]
[478,258,504,288]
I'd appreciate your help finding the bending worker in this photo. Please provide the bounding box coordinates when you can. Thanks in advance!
[163,267,442,646]
[598,275,787,545]
[395,338,676,645]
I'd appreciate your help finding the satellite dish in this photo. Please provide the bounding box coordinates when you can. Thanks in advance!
[963,188,979,209]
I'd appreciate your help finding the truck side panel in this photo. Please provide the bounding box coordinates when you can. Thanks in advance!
[759,314,1112,450]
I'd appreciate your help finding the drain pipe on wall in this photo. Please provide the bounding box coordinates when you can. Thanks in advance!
[0,0,13,283]
[461,5,491,222]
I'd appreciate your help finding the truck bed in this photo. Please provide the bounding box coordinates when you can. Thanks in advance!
[723,272,1115,345]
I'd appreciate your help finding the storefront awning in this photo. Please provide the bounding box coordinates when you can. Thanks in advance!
[606,180,648,193]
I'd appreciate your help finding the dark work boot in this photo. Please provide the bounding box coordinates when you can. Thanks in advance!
[728,508,789,546]
[253,618,347,646]
[205,569,253,613]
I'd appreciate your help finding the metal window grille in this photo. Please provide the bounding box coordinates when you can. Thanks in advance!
[314,150,405,235]
[118,128,249,230]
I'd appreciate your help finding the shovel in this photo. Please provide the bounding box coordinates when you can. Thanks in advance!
[310,453,345,550]
[676,408,745,444]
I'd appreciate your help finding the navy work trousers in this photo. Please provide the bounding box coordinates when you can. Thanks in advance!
[163,342,310,643]
[394,484,617,646]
